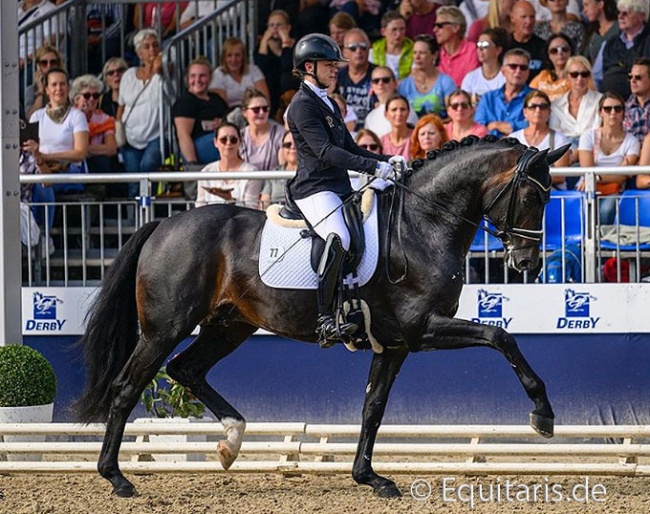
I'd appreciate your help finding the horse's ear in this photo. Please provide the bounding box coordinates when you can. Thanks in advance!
[546,144,571,166]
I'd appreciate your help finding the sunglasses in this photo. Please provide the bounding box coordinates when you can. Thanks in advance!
[568,70,590,78]
[371,76,392,84]
[282,142,295,149]
[504,63,529,71]
[105,68,126,77]
[246,105,270,114]
[449,101,471,110]
[218,135,240,144]
[549,45,570,55]
[345,42,368,52]
[80,92,101,100]
[39,58,59,66]
[601,105,624,113]
[526,103,550,111]
[359,143,379,151]
[433,22,454,29]
[476,40,493,49]
[629,73,648,81]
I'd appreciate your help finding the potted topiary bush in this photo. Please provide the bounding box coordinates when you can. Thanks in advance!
[135,367,210,462]
[0,344,57,461]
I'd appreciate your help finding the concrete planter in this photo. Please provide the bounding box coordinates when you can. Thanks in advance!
[0,403,54,461]
[133,417,213,462]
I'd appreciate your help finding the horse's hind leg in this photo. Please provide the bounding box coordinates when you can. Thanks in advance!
[352,347,408,498]
[166,322,257,470]
[98,337,177,497]
[418,317,555,437]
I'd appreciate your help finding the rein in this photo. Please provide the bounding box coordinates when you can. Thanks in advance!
[392,146,551,245]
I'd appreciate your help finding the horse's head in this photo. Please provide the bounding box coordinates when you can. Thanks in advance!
[484,143,571,272]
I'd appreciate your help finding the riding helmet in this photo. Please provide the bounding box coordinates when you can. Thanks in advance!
[293,34,348,72]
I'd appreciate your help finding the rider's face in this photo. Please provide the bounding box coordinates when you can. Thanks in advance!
[309,60,341,89]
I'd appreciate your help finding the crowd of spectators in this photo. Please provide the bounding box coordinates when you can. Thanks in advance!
[17,0,650,255]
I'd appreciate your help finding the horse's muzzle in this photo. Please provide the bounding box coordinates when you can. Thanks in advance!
[505,244,540,273]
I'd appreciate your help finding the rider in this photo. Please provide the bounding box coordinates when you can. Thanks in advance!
[287,33,407,348]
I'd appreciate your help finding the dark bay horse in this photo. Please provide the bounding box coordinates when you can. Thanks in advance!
[74,136,569,498]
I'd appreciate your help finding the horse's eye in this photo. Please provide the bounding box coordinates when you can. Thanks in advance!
[523,195,534,207]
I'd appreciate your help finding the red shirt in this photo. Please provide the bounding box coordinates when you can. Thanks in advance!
[438,39,480,88]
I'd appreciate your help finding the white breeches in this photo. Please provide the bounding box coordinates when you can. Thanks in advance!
[295,191,351,251]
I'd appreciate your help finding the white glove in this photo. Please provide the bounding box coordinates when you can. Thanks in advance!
[388,155,408,175]
[374,161,394,180]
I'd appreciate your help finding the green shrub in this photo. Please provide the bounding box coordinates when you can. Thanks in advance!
[140,368,205,419]
[0,344,57,407]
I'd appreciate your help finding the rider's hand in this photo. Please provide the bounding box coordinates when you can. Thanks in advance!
[374,161,394,181]
[389,155,408,175]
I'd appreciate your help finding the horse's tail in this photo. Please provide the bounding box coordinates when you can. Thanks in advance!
[73,220,161,423]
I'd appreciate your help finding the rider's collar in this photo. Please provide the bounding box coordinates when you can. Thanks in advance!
[303,80,330,101]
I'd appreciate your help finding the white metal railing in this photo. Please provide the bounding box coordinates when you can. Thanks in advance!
[18,166,650,286]
[1,423,649,474]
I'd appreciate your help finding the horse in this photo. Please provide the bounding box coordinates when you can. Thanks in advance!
[74,136,569,498]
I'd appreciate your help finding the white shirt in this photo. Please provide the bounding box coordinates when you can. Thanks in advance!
[461,67,506,103]
[364,103,419,138]
[30,107,88,158]
[118,68,163,149]
[550,90,602,142]
[303,80,336,112]
[196,161,258,207]
[578,130,640,167]
[180,1,232,25]
[209,64,265,107]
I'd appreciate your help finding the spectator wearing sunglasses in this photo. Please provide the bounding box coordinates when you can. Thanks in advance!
[549,56,602,155]
[240,88,284,204]
[533,0,585,50]
[511,90,570,188]
[445,89,488,141]
[578,92,639,223]
[595,0,650,98]
[99,57,128,120]
[410,114,449,160]
[507,1,546,80]
[196,121,258,208]
[70,75,116,189]
[261,131,297,209]
[337,28,375,129]
[433,6,480,88]
[530,33,575,101]
[364,66,419,137]
[462,28,507,105]
[370,11,414,80]
[25,45,63,119]
[475,48,533,137]
[623,57,650,143]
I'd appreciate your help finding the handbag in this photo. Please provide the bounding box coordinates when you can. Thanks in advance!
[117,78,152,148]
[115,120,126,148]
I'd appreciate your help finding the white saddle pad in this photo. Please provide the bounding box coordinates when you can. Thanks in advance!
[259,195,380,289]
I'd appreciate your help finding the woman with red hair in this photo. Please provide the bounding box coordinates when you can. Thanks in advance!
[410,114,449,160]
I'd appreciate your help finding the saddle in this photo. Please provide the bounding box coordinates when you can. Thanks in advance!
[279,192,367,276]
[277,190,375,351]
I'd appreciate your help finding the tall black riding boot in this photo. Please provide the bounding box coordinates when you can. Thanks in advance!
[316,233,358,348]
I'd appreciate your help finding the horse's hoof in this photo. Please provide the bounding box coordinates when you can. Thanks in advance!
[530,412,554,438]
[112,482,137,498]
[374,482,402,498]
[217,439,238,470]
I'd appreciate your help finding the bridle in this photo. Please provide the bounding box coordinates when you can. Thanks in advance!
[483,146,552,246]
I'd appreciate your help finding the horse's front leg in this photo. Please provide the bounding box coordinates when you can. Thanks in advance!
[352,347,408,498]
[416,317,554,437]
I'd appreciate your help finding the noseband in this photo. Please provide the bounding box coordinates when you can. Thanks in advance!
[484,147,551,245]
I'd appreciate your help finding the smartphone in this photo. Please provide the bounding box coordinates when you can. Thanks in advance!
[20,121,39,144]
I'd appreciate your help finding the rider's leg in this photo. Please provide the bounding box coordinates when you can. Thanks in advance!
[295,192,357,347]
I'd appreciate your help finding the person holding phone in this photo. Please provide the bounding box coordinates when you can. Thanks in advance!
[195,122,258,208]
